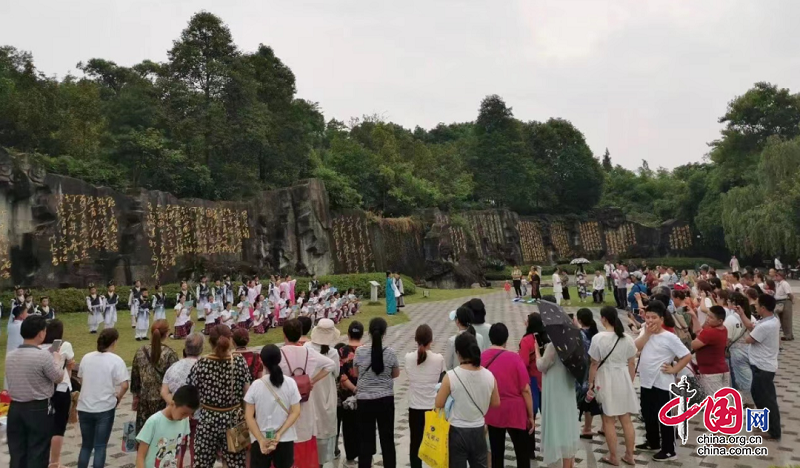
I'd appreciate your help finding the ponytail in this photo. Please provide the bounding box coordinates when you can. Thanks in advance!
[414,324,433,365]
[600,306,624,338]
[320,345,330,355]
[150,319,169,365]
[260,344,284,387]
[455,306,476,337]
[466,325,477,337]
[369,317,388,375]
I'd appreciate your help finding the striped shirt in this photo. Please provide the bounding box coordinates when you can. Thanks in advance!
[6,344,63,402]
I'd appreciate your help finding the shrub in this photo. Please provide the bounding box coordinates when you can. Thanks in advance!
[2,273,416,314]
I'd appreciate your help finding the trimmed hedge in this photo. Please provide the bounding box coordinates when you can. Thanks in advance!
[484,257,726,281]
[1,273,416,314]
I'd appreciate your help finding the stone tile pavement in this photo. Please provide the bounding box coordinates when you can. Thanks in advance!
[3,289,800,468]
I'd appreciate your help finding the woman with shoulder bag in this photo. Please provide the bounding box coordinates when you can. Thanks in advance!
[187,324,251,468]
[244,345,302,468]
[42,319,76,468]
[587,307,639,466]
[279,319,336,468]
[435,332,499,468]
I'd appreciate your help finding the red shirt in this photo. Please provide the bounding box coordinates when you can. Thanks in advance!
[696,326,729,375]
[518,334,543,388]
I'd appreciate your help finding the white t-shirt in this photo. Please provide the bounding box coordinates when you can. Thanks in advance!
[604,264,613,276]
[77,351,129,413]
[404,351,445,409]
[175,305,190,327]
[244,377,302,442]
[447,367,495,428]
[723,313,747,344]
[749,316,780,372]
[40,341,74,392]
[637,329,690,391]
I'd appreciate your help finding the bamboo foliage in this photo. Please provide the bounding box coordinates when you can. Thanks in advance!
[145,203,249,278]
[50,194,118,266]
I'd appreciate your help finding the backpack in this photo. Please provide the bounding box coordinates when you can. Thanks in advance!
[240,351,263,381]
[671,312,693,350]
[281,349,311,402]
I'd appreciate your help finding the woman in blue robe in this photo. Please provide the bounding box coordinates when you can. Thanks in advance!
[385,271,397,315]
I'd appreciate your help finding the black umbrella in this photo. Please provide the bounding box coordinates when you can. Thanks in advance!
[537,300,587,383]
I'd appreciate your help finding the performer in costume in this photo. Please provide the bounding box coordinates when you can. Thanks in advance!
[203,293,219,334]
[286,275,297,305]
[135,288,151,341]
[152,284,166,321]
[103,282,119,328]
[246,276,262,304]
[236,293,252,329]
[386,271,398,315]
[220,302,236,328]
[171,294,193,339]
[87,284,104,333]
[252,296,267,334]
[195,275,210,321]
[309,274,320,293]
[395,272,405,308]
[213,279,224,305]
[177,280,193,305]
[128,280,142,328]
[9,286,24,325]
[222,275,234,304]
[35,296,55,320]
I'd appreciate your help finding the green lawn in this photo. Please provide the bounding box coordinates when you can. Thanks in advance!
[0,287,492,383]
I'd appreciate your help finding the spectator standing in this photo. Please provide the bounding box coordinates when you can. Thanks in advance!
[737,295,782,440]
[774,271,794,341]
[77,328,130,468]
[465,298,491,352]
[519,313,547,456]
[338,321,364,466]
[482,323,534,468]
[692,306,731,396]
[187,325,251,468]
[42,319,76,468]
[6,315,64,468]
[354,318,400,468]
[131,319,179,434]
[305,319,342,466]
[279,319,336,468]
[161,332,204,467]
[4,305,28,390]
[405,324,445,468]
[445,307,486,370]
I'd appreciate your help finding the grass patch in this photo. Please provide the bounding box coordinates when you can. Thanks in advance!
[0,287,492,382]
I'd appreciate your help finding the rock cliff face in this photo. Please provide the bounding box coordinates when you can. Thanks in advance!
[0,151,698,289]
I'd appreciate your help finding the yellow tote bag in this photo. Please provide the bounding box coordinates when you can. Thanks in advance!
[418,410,449,468]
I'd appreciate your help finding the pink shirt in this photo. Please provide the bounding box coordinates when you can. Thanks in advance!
[481,349,530,430]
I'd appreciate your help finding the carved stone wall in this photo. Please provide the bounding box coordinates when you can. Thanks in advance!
[0,150,700,289]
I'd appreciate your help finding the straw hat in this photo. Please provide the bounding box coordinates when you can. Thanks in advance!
[310,318,341,346]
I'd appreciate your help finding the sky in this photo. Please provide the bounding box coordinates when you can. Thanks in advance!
[2,0,800,170]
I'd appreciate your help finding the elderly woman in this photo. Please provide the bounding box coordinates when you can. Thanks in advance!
[131,319,179,434]
[305,319,342,466]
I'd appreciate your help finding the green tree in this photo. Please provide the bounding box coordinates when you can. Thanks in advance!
[602,148,612,171]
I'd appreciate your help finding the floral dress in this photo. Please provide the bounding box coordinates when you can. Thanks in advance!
[130,345,179,434]
[188,354,251,468]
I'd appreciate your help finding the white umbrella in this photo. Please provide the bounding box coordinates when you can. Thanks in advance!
[570,258,590,265]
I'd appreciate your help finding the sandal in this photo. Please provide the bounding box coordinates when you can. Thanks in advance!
[621,456,635,465]
[580,433,594,439]
[600,456,620,466]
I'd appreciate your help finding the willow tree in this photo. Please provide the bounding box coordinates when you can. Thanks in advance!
[721,136,800,257]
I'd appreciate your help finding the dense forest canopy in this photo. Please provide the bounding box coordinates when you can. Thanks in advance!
[1,12,799,258]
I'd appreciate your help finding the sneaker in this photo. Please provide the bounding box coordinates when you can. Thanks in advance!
[652,451,677,461]
[635,442,660,451]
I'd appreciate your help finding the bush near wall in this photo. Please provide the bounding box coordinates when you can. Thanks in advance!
[484,257,726,281]
[1,273,416,314]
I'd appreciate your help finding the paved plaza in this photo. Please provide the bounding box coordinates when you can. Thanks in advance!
[3,289,800,468]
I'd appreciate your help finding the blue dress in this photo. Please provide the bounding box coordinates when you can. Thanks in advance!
[385,278,397,315]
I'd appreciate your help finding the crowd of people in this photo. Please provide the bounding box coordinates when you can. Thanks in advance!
[3,261,794,468]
